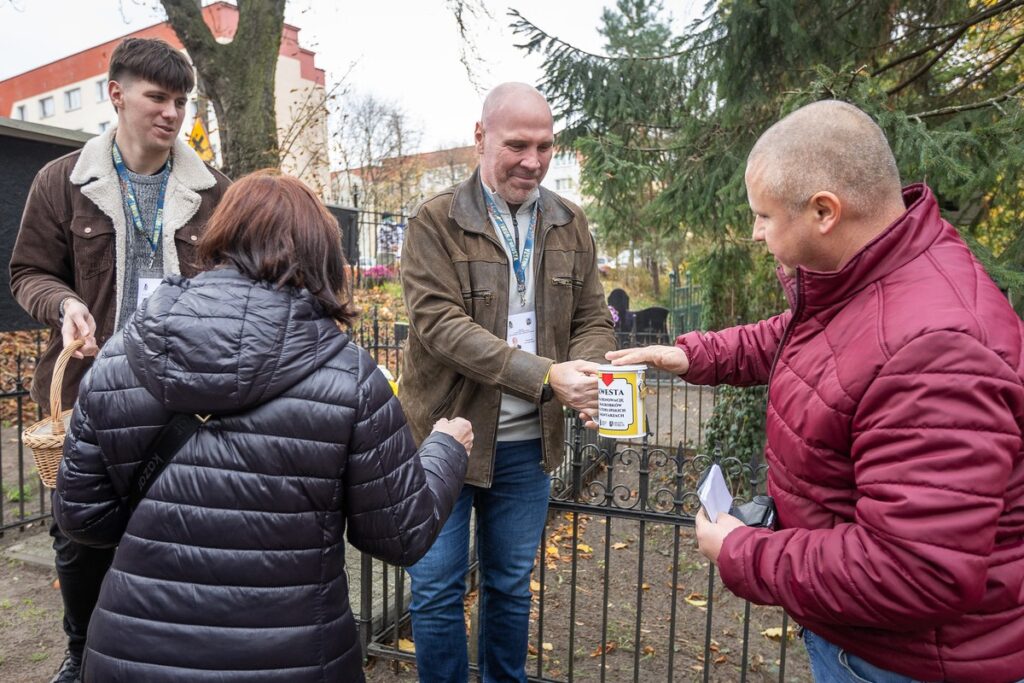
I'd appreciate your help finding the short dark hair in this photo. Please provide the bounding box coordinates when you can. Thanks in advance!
[198,170,358,326]
[108,38,195,94]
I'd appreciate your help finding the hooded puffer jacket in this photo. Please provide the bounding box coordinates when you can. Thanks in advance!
[679,185,1024,682]
[53,267,467,682]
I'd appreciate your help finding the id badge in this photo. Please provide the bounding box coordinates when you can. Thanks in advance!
[506,311,537,355]
[137,277,163,308]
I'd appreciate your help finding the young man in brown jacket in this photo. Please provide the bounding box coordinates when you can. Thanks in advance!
[399,82,615,682]
[9,38,229,683]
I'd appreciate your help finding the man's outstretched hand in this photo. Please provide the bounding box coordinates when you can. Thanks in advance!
[605,345,689,376]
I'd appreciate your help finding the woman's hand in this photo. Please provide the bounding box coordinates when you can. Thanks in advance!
[432,417,474,454]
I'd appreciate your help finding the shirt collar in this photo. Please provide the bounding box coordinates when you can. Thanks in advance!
[479,178,540,216]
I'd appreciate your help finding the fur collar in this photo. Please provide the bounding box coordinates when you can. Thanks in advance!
[68,125,217,329]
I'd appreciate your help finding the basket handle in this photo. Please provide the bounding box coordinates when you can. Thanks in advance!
[49,339,85,435]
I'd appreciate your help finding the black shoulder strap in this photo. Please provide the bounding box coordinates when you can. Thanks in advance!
[128,413,210,510]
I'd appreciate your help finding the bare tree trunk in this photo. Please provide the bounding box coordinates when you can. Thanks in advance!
[648,257,660,298]
[161,0,285,178]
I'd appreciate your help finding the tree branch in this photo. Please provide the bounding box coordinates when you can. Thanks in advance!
[509,9,720,63]
[900,0,1023,32]
[943,32,1024,99]
[160,0,219,63]
[911,81,1024,119]
[872,0,1024,77]
[886,24,968,96]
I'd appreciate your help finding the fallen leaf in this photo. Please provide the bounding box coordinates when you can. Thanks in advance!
[641,582,651,590]
[577,543,593,554]
[684,592,708,608]
[612,542,628,550]
[546,545,561,559]
[761,626,796,641]
[530,580,541,592]
[642,646,655,655]
[542,642,553,651]
[398,638,415,653]
[590,642,617,657]
[715,655,727,664]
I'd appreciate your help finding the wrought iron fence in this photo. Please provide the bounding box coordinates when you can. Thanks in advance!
[0,313,807,681]
[0,329,49,535]
[351,209,408,289]
[668,271,703,336]
[351,313,806,682]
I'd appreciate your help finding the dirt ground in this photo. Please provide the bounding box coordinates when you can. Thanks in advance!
[366,443,813,683]
[0,528,424,683]
[0,525,65,683]
[1,520,811,683]
[0,382,811,682]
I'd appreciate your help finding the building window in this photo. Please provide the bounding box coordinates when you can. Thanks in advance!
[39,97,54,118]
[98,121,110,133]
[554,152,575,168]
[555,178,573,191]
[15,104,26,120]
[64,88,81,112]
[96,78,108,102]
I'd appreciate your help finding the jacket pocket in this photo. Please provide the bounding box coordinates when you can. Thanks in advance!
[70,217,114,280]
[460,288,493,320]
[173,229,202,276]
[429,376,464,420]
[551,275,584,289]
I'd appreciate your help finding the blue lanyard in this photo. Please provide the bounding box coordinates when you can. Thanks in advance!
[483,190,537,307]
[112,143,171,257]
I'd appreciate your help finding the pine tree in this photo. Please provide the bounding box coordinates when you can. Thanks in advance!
[513,0,1024,320]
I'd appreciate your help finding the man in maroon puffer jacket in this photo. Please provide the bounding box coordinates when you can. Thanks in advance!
[609,100,1024,683]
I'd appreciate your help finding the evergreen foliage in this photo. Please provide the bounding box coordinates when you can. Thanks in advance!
[513,0,1024,319]
[515,0,1024,459]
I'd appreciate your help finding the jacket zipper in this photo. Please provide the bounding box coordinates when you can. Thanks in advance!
[534,210,550,467]
[766,272,804,405]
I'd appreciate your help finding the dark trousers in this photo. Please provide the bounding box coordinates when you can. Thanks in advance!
[50,520,115,658]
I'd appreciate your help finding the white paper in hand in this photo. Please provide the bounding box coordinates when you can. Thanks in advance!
[698,464,733,523]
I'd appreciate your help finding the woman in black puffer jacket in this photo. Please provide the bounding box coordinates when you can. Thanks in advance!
[53,171,471,682]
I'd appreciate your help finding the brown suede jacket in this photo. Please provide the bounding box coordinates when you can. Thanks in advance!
[399,168,615,487]
[10,126,230,411]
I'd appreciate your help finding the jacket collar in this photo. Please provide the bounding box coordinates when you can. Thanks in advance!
[783,184,947,316]
[68,124,219,329]
[450,167,574,236]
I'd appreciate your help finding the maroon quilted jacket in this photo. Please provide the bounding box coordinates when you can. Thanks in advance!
[679,185,1024,682]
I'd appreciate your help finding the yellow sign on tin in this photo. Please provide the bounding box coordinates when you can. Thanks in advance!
[597,364,647,439]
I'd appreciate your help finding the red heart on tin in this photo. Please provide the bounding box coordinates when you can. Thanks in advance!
[601,373,614,386]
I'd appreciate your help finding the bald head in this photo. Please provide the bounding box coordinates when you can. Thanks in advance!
[475,82,555,204]
[747,100,903,219]
[480,82,553,129]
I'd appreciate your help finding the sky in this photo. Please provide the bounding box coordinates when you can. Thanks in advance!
[0,0,702,153]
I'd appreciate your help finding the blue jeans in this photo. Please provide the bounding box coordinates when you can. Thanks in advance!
[805,629,1024,683]
[408,439,550,683]
[804,630,933,683]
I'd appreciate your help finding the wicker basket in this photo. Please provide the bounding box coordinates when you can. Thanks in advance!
[22,339,84,489]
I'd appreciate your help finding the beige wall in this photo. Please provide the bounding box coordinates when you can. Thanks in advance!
[10,50,330,200]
